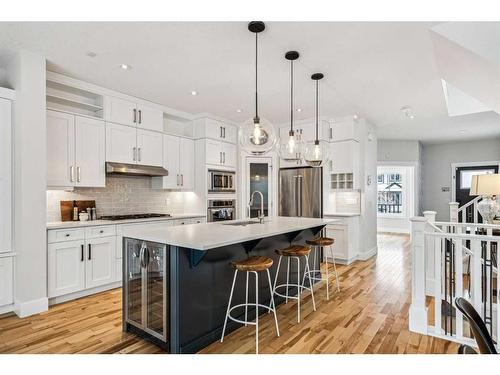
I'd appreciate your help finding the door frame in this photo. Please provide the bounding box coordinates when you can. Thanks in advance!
[451,161,500,202]
[240,154,278,219]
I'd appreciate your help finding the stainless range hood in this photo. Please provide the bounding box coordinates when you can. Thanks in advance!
[106,162,168,177]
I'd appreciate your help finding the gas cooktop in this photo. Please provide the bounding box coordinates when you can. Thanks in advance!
[100,213,171,221]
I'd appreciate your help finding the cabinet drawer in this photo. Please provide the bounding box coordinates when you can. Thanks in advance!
[48,228,85,243]
[85,225,116,239]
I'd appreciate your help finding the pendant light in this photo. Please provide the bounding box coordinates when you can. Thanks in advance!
[239,21,277,155]
[279,51,307,162]
[304,73,329,167]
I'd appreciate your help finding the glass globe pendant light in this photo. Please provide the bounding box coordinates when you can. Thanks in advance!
[279,51,307,162]
[239,21,277,155]
[304,73,329,167]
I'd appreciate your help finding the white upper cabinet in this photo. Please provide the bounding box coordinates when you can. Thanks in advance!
[222,142,237,168]
[47,111,75,187]
[105,96,136,127]
[194,117,237,144]
[328,117,360,142]
[204,139,236,168]
[137,129,163,167]
[105,96,163,132]
[105,122,137,164]
[75,116,106,187]
[0,97,12,254]
[152,135,194,190]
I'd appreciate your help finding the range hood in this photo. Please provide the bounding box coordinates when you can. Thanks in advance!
[105,162,168,177]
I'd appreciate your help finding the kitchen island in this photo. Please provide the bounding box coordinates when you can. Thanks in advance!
[122,216,334,353]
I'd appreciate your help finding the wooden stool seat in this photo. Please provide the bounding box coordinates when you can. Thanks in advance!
[231,256,273,272]
[275,245,311,257]
[306,237,334,247]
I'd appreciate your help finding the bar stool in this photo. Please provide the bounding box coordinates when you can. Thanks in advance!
[220,256,279,354]
[271,245,316,323]
[304,236,340,300]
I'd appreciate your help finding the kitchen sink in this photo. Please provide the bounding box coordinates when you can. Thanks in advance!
[222,220,262,226]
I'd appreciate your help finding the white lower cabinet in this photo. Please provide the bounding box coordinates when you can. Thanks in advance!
[0,257,13,307]
[323,215,360,265]
[324,225,348,260]
[48,239,86,297]
[85,236,116,289]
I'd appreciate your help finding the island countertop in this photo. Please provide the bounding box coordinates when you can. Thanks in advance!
[122,216,336,250]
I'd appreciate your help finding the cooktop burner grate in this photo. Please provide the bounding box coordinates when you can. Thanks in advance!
[100,213,171,221]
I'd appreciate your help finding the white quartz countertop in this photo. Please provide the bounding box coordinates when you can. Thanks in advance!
[46,214,206,230]
[122,216,337,251]
[323,212,360,217]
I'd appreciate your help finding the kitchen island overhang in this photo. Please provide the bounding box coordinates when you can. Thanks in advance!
[122,216,335,353]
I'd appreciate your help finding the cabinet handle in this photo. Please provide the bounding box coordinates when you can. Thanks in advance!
[223,152,225,164]
[133,108,137,123]
[133,147,137,162]
[181,174,183,186]
[330,127,333,139]
[70,166,74,182]
[77,166,81,182]
[220,152,222,164]
[138,110,142,124]
[220,126,223,138]
[88,244,91,260]
[223,127,226,138]
[138,147,141,162]
[81,244,84,262]
[177,174,180,186]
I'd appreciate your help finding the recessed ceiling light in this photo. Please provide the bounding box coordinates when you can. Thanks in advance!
[120,64,132,70]
[86,51,97,58]
[296,108,302,112]
[236,109,242,113]
[353,114,358,120]
[191,90,198,96]
[400,106,415,119]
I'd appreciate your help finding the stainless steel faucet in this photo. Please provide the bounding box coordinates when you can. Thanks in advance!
[249,190,265,224]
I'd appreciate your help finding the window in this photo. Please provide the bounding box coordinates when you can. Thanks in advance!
[377,168,405,215]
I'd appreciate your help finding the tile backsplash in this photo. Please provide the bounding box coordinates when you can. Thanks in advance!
[328,191,361,214]
[47,176,204,222]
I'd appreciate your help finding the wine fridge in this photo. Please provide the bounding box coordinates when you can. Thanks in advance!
[123,238,169,349]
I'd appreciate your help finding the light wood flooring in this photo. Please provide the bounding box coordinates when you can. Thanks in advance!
[0,233,458,354]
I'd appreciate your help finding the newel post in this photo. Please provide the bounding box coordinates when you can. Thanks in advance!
[449,202,459,223]
[409,216,428,334]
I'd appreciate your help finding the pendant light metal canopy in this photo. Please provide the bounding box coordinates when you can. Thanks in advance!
[305,72,329,167]
[279,50,307,162]
[239,21,277,155]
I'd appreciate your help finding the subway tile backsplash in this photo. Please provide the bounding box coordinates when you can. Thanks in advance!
[47,176,204,222]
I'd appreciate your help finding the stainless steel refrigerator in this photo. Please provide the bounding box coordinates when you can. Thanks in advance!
[279,167,323,218]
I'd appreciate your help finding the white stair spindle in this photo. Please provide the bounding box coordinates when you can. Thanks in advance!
[454,227,464,340]
[434,236,442,335]
[471,239,482,316]
[449,202,459,223]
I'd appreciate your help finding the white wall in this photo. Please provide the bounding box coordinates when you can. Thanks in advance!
[378,140,421,162]
[422,138,500,221]
[5,50,48,317]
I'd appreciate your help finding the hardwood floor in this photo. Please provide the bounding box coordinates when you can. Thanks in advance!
[0,233,458,354]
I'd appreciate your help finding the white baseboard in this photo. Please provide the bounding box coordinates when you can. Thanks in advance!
[377,227,410,234]
[358,246,378,260]
[14,297,49,318]
[49,281,121,306]
[0,303,14,315]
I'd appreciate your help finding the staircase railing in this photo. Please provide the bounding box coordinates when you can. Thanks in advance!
[449,196,483,223]
[409,213,499,348]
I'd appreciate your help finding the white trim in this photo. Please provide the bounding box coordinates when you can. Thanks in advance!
[0,303,14,315]
[0,252,16,258]
[48,282,121,306]
[14,297,49,318]
[377,227,410,234]
[358,245,378,260]
[450,160,500,202]
[0,87,15,100]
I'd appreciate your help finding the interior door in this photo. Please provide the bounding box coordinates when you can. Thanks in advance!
[455,165,499,222]
[46,110,75,187]
[299,167,323,218]
[137,129,163,167]
[75,116,105,187]
[105,122,137,164]
[247,158,272,218]
[86,236,116,289]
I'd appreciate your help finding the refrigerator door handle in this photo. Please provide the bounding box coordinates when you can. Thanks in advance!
[293,175,299,216]
[298,175,303,217]
[139,242,147,268]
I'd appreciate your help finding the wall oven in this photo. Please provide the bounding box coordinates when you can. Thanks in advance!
[208,170,235,193]
[207,199,236,222]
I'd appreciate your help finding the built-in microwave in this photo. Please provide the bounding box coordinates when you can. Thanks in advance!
[208,169,235,193]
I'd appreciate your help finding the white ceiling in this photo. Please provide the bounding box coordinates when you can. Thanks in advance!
[0,21,499,143]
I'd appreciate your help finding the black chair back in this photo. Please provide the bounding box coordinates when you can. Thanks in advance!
[455,297,497,354]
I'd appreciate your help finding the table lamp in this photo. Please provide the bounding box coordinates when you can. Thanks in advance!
[470,174,500,223]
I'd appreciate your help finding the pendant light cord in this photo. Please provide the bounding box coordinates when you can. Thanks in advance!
[315,79,319,142]
[290,59,294,133]
[254,32,259,121]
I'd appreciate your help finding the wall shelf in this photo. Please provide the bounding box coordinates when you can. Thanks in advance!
[46,80,104,119]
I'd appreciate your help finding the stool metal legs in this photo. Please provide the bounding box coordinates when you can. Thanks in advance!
[304,244,340,300]
[220,269,280,354]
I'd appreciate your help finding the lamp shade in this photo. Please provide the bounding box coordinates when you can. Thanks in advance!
[470,174,500,196]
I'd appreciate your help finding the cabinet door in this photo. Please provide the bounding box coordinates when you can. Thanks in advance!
[330,118,358,142]
[325,225,348,261]
[47,110,75,187]
[105,123,137,164]
[0,99,11,254]
[205,118,224,140]
[75,116,105,187]
[298,123,316,143]
[137,129,163,167]
[161,134,180,189]
[222,124,237,144]
[179,138,194,190]
[105,96,136,127]
[137,104,163,132]
[0,257,13,306]
[330,141,356,174]
[222,142,237,168]
[205,139,222,166]
[86,236,116,289]
[48,240,86,297]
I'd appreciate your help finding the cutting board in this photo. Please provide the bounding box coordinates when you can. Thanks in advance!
[60,200,96,222]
